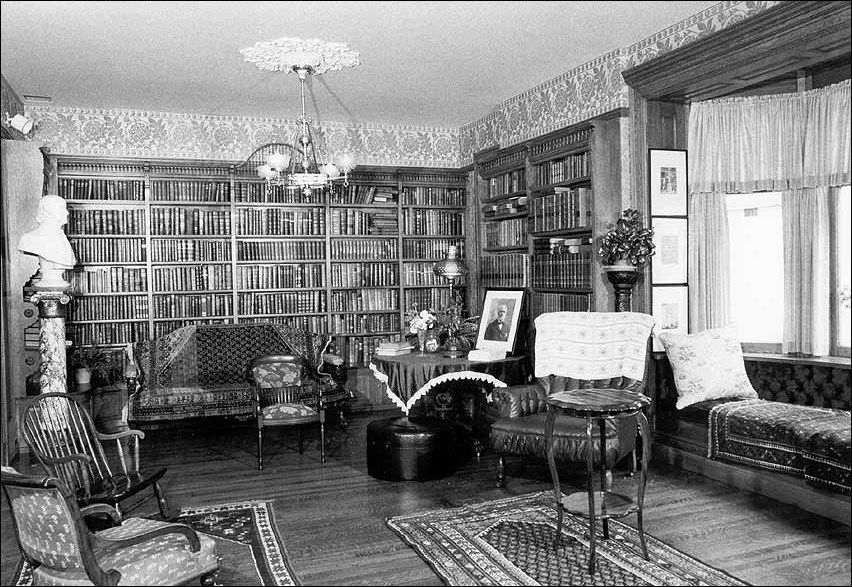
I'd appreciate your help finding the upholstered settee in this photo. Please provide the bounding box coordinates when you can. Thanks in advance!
[130,323,347,423]
[653,354,851,501]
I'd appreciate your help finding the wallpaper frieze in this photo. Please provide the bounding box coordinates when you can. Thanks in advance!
[459,0,781,164]
[27,105,461,168]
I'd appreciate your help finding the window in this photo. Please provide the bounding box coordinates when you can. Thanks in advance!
[726,187,851,356]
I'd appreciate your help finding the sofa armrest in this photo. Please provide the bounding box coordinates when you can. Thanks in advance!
[491,383,548,419]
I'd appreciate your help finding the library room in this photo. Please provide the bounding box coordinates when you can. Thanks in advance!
[1,1,849,585]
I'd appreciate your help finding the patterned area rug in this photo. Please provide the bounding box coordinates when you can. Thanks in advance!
[387,492,749,586]
[13,500,299,586]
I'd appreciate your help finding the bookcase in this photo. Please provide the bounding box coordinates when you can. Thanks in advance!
[54,156,468,373]
[474,116,624,323]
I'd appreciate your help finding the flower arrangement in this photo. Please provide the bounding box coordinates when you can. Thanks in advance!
[407,308,438,334]
[598,208,656,267]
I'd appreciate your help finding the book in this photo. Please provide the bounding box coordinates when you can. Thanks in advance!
[377,340,412,351]
[374,346,413,356]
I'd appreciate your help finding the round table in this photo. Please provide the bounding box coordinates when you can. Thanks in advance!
[544,387,652,574]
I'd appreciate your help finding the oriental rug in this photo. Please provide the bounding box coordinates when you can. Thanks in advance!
[387,491,748,586]
[13,500,299,586]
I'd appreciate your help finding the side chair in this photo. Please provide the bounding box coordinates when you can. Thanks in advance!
[1,466,218,586]
[21,392,172,522]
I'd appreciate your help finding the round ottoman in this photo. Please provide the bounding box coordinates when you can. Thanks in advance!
[367,416,456,481]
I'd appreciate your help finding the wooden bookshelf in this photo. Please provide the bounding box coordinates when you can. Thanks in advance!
[54,157,468,368]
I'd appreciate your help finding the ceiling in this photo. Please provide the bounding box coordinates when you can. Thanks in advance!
[1,1,719,129]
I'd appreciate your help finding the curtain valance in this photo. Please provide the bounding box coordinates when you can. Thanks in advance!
[688,80,850,194]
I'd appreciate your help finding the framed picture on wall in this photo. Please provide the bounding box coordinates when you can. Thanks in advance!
[474,289,525,355]
[651,217,688,284]
[651,285,688,352]
[649,149,687,216]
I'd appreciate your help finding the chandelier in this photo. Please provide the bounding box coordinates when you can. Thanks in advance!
[240,37,360,196]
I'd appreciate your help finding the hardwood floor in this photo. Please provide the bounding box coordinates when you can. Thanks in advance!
[3,411,850,586]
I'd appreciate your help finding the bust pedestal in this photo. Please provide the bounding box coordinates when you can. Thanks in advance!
[604,265,640,312]
[23,281,72,394]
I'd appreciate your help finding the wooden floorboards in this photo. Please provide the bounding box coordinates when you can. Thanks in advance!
[3,411,850,586]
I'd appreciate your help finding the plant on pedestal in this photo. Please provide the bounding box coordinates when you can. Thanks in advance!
[598,208,656,312]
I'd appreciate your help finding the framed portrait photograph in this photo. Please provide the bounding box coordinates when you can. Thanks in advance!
[649,149,687,216]
[651,285,688,352]
[651,217,688,284]
[474,289,525,355]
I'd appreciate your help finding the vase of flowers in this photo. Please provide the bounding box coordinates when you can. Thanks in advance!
[408,308,438,355]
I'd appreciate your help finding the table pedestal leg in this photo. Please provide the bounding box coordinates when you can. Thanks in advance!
[585,417,597,574]
[545,409,563,544]
[636,412,651,560]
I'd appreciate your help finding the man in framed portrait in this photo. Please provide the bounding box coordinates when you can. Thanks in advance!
[484,303,511,341]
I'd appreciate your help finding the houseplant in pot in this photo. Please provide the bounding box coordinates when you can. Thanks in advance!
[69,343,116,387]
[598,208,656,311]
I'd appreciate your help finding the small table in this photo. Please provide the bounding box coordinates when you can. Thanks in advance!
[544,387,651,574]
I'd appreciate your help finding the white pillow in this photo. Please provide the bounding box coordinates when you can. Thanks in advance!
[657,325,758,409]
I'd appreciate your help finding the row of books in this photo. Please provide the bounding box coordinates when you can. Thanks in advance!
[330,263,399,288]
[67,321,150,346]
[330,313,401,334]
[329,209,398,236]
[151,208,231,236]
[68,208,146,235]
[70,237,146,264]
[247,315,329,334]
[532,235,593,255]
[151,180,230,202]
[402,262,455,287]
[331,289,399,312]
[152,239,232,262]
[482,195,528,219]
[237,263,324,290]
[402,209,465,236]
[330,238,396,260]
[488,168,526,199]
[69,267,147,294]
[402,186,465,207]
[530,128,592,157]
[238,240,324,262]
[236,208,325,236]
[535,151,590,186]
[334,335,393,366]
[531,292,591,316]
[234,182,325,205]
[237,291,326,315]
[67,295,149,321]
[152,318,230,339]
[480,253,528,289]
[332,184,399,205]
[402,239,465,260]
[60,178,145,201]
[485,217,527,248]
[531,187,593,233]
[531,247,594,290]
[403,287,459,313]
[153,264,233,291]
[153,293,234,319]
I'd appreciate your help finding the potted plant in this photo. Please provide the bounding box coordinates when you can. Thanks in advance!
[598,208,656,270]
[69,343,115,387]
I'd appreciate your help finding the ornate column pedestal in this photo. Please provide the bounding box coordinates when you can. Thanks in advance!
[604,266,640,312]
[23,283,72,394]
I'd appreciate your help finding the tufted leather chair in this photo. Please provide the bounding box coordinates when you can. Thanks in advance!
[1,467,218,586]
[489,311,654,487]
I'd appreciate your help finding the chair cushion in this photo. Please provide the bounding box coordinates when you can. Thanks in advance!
[490,411,636,467]
[33,517,219,586]
[261,403,319,422]
[658,325,758,409]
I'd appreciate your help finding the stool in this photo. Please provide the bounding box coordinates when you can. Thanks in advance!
[367,416,456,481]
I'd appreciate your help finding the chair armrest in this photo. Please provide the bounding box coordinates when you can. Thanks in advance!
[92,522,202,553]
[81,503,122,525]
[491,383,548,419]
[95,429,145,442]
[40,452,94,467]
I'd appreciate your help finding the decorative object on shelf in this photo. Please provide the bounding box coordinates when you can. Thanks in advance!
[4,112,34,135]
[424,326,441,354]
[240,37,360,197]
[598,208,655,312]
[474,289,525,356]
[18,194,77,289]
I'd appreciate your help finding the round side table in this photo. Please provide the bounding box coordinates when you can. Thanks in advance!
[544,387,651,574]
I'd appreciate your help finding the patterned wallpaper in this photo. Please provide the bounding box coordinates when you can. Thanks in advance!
[23,1,780,167]
[27,105,461,168]
[458,0,782,163]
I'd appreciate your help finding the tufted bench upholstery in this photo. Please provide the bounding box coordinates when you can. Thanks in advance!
[130,323,337,422]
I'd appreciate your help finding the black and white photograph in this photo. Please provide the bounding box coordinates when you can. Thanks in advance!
[649,148,688,215]
[474,288,525,355]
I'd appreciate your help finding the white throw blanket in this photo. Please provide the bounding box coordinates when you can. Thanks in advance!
[533,312,655,382]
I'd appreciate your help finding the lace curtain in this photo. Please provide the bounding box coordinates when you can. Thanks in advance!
[689,79,850,193]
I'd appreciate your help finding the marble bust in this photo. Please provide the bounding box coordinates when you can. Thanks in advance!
[18,194,77,288]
